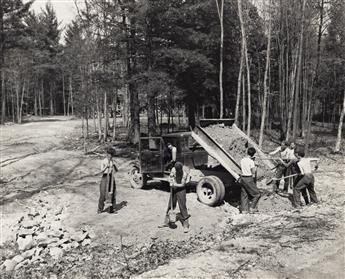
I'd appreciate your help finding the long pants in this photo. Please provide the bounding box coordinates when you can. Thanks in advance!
[165,187,189,226]
[240,176,261,212]
[274,163,289,192]
[290,163,309,205]
[98,174,116,212]
[293,174,318,206]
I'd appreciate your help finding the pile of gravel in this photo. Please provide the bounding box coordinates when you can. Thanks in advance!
[203,124,276,180]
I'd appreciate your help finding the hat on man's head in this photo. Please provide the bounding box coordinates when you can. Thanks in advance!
[106,146,116,156]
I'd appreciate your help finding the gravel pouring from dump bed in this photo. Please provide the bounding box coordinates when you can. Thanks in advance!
[203,124,275,180]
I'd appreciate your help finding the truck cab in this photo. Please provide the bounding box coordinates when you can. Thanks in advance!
[129,131,236,206]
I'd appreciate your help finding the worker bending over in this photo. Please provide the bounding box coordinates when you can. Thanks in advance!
[293,150,319,208]
[269,141,290,193]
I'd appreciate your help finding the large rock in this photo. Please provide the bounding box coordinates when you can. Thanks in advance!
[61,243,72,251]
[49,221,63,231]
[17,235,35,251]
[21,219,40,229]
[17,228,35,237]
[47,230,63,238]
[28,209,39,217]
[81,239,91,246]
[88,230,96,239]
[35,232,57,247]
[49,247,63,260]
[12,255,24,263]
[71,241,79,248]
[71,232,88,243]
[21,248,36,259]
[2,259,16,271]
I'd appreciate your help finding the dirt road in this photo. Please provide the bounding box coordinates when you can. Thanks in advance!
[0,117,344,278]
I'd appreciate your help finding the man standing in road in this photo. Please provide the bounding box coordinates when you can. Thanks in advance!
[240,147,261,213]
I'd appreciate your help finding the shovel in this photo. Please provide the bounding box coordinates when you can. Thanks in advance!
[168,186,176,223]
[266,173,299,185]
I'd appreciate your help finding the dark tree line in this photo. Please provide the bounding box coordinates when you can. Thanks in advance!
[0,0,344,151]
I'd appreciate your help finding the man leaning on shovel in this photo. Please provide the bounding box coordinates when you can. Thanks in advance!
[98,147,118,214]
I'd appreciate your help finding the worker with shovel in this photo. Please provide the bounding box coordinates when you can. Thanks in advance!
[240,147,261,213]
[98,147,118,214]
[158,162,190,233]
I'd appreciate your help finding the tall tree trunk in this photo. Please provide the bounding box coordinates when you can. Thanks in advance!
[238,0,251,136]
[92,105,97,133]
[245,53,251,136]
[305,0,324,153]
[34,89,38,116]
[286,49,298,141]
[38,83,42,116]
[259,0,272,148]
[82,111,86,153]
[11,86,14,122]
[104,90,108,142]
[69,76,74,115]
[49,85,54,116]
[292,0,306,139]
[97,96,102,141]
[0,0,5,124]
[15,81,20,123]
[18,80,25,124]
[62,73,66,116]
[1,70,5,124]
[235,43,244,125]
[334,91,345,153]
[86,108,89,139]
[242,75,246,130]
[112,90,117,141]
[215,0,224,118]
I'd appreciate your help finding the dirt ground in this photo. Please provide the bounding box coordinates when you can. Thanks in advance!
[0,116,344,278]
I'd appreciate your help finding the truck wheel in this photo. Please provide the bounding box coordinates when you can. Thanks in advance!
[129,165,145,189]
[196,176,222,206]
[209,176,225,204]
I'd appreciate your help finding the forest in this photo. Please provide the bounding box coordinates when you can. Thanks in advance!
[1,0,344,151]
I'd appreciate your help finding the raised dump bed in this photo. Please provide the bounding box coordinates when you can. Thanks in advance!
[193,124,276,180]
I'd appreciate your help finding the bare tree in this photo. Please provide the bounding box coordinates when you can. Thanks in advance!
[235,41,244,126]
[334,91,344,153]
[259,0,272,148]
[215,0,224,118]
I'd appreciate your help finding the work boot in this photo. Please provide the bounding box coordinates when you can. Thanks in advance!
[158,215,170,228]
[183,219,190,233]
[109,206,117,214]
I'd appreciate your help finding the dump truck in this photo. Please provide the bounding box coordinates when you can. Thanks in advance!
[129,120,275,206]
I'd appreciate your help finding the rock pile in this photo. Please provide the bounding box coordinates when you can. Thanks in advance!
[0,200,95,272]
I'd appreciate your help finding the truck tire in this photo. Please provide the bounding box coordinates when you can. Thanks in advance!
[129,165,145,189]
[196,176,222,206]
[209,176,225,204]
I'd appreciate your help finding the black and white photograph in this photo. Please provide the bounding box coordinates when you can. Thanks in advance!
[0,0,344,278]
